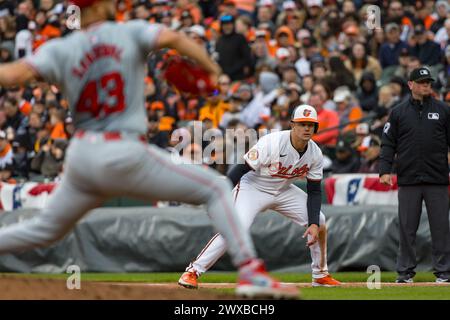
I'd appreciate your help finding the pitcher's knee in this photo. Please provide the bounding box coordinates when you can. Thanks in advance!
[30,217,69,246]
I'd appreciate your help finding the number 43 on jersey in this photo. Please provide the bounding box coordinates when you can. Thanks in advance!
[76,71,125,118]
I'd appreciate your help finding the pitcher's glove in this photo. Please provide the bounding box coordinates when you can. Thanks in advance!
[163,55,217,96]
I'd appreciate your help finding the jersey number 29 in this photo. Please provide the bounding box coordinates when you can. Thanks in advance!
[76,72,125,118]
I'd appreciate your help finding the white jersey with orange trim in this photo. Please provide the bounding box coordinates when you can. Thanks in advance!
[242,130,323,193]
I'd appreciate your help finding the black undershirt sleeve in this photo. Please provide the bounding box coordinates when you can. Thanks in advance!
[227,162,252,186]
[306,179,322,227]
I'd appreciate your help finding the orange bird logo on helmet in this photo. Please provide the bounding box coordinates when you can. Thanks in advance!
[303,109,311,117]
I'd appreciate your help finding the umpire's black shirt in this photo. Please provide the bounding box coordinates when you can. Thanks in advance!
[379,95,450,186]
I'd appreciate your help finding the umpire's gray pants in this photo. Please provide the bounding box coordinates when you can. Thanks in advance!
[397,184,450,278]
[0,132,257,267]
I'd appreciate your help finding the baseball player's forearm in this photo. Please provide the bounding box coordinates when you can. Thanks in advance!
[0,60,37,87]
[306,179,321,227]
[157,28,221,76]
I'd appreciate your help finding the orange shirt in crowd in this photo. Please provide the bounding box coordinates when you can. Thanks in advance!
[313,109,340,147]
[33,24,61,50]
[50,122,68,140]
[199,101,230,128]
[19,100,32,116]
[342,106,363,132]
[234,0,256,14]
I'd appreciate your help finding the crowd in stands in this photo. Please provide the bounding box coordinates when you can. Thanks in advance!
[0,0,450,183]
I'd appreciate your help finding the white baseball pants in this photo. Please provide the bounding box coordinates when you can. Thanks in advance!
[187,180,329,278]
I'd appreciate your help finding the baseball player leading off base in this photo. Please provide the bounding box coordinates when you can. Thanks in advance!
[0,0,298,299]
[179,105,341,289]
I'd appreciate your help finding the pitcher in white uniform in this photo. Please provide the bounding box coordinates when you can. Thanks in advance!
[179,105,341,288]
[0,0,298,299]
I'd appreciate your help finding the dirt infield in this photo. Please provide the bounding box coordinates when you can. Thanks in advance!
[0,276,237,300]
[0,276,447,299]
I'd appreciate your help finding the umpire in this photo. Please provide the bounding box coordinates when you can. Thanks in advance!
[379,67,450,283]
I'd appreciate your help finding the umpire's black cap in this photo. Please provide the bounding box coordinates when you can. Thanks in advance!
[409,67,435,82]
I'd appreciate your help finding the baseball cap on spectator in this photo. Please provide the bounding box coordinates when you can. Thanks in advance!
[259,0,274,7]
[220,15,234,24]
[181,10,192,19]
[287,82,302,94]
[336,140,352,153]
[237,83,252,94]
[276,47,290,60]
[255,29,268,38]
[358,135,380,152]
[297,29,311,40]
[355,123,369,135]
[344,24,359,36]
[307,0,322,7]
[399,47,409,57]
[310,53,325,66]
[333,88,351,103]
[188,25,206,38]
[409,67,435,82]
[436,0,449,12]
[282,1,296,10]
[385,23,400,33]
[413,24,426,35]
[151,101,165,110]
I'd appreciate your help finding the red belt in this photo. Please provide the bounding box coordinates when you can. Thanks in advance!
[74,130,147,143]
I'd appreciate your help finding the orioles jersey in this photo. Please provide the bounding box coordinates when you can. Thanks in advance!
[242,130,323,193]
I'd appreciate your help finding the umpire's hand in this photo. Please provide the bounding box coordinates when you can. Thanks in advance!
[380,174,393,186]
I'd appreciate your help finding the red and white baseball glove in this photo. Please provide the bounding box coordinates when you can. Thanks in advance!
[162,55,217,97]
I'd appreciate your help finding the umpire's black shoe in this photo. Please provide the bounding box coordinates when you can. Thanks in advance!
[395,274,414,283]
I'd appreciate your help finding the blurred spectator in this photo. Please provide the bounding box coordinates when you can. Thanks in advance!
[2,96,28,137]
[379,23,408,68]
[31,138,67,178]
[0,129,13,172]
[344,42,382,85]
[199,89,230,128]
[386,0,413,42]
[256,1,276,35]
[438,45,450,89]
[49,108,68,140]
[408,23,442,66]
[309,92,339,152]
[215,15,252,81]
[331,139,360,174]
[219,92,244,129]
[358,135,381,174]
[333,87,362,132]
[325,55,356,92]
[312,81,335,111]
[240,70,281,128]
[12,135,29,179]
[434,17,450,49]
[357,71,379,113]
[430,1,450,34]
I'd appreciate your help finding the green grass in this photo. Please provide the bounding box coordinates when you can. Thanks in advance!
[3,271,438,283]
[3,272,449,300]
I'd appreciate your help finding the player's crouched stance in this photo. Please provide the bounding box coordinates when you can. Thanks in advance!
[179,105,341,291]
